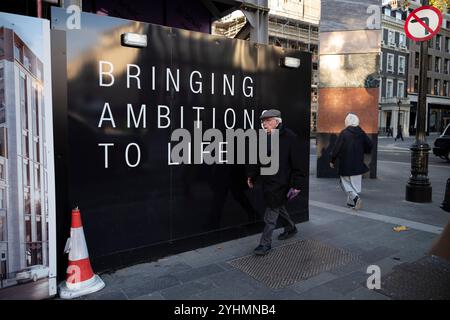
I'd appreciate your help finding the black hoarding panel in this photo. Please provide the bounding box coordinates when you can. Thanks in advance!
[168,28,261,238]
[51,8,310,272]
[257,45,311,219]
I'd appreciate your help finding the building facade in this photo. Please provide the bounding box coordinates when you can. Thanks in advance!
[0,27,49,283]
[407,1,450,134]
[268,0,319,133]
[212,0,320,133]
[379,0,450,136]
[379,5,410,137]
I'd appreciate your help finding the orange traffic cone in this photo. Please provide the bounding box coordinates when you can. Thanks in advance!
[58,207,105,299]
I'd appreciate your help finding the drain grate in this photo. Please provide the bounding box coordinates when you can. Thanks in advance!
[378,256,450,300]
[228,240,359,289]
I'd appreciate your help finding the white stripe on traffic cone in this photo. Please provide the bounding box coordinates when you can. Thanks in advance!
[58,208,105,299]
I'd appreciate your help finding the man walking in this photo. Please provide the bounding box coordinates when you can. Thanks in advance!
[330,113,372,209]
[395,125,404,141]
[247,109,304,256]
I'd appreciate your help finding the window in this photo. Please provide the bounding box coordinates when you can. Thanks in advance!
[34,165,40,190]
[35,198,41,218]
[444,81,448,96]
[435,57,441,73]
[379,78,382,98]
[398,56,406,74]
[428,55,433,71]
[388,30,395,45]
[399,33,406,47]
[23,54,31,71]
[22,134,29,158]
[428,39,433,48]
[34,140,40,163]
[434,79,440,95]
[36,243,43,265]
[387,79,394,98]
[14,43,22,62]
[396,11,402,20]
[0,36,4,57]
[23,160,30,187]
[0,215,5,242]
[36,65,42,81]
[32,88,39,137]
[436,35,442,50]
[25,214,31,243]
[0,66,4,110]
[385,8,391,16]
[387,54,394,72]
[0,188,5,210]
[398,81,405,98]
[0,107,4,124]
[445,59,450,74]
[0,127,6,159]
[415,52,420,69]
[446,37,450,52]
[414,75,419,92]
[25,243,42,266]
[36,216,42,242]
[20,74,28,130]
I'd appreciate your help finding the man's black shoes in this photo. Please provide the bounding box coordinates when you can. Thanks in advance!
[254,245,271,256]
[277,226,298,240]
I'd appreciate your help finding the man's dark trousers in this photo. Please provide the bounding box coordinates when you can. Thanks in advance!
[260,206,295,247]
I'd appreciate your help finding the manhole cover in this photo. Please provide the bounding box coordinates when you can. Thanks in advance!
[378,256,450,300]
[228,240,359,289]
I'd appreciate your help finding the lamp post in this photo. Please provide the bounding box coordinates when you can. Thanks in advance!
[406,0,432,202]
[397,99,402,138]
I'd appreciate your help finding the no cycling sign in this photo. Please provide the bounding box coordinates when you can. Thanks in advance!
[405,6,443,42]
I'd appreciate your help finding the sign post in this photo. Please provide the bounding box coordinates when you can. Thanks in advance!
[404,2,441,203]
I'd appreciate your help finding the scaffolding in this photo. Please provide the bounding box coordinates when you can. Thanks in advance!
[268,14,318,51]
[212,11,247,38]
[212,0,321,132]
[269,0,320,25]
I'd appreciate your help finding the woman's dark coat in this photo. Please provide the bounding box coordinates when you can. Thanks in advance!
[331,126,373,177]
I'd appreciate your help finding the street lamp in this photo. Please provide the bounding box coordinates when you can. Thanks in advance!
[397,99,401,137]
[406,0,432,202]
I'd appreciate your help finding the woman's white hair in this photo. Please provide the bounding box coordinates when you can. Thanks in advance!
[345,113,359,127]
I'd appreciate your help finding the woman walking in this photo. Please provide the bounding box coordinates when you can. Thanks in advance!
[330,113,373,209]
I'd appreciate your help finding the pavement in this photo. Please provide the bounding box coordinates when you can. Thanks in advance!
[77,134,450,300]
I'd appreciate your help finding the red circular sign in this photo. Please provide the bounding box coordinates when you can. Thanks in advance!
[405,6,442,42]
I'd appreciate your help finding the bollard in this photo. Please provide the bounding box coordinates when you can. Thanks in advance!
[441,178,450,212]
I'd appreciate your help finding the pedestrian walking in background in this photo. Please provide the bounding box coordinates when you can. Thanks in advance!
[330,113,373,210]
[395,125,404,141]
[387,127,393,137]
[247,109,304,256]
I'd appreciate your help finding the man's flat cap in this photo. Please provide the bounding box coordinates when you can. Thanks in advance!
[260,109,281,120]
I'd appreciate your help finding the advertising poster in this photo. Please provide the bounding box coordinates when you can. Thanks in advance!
[51,7,310,272]
[0,12,57,299]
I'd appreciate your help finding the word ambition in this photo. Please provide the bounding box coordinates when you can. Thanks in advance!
[96,60,279,174]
